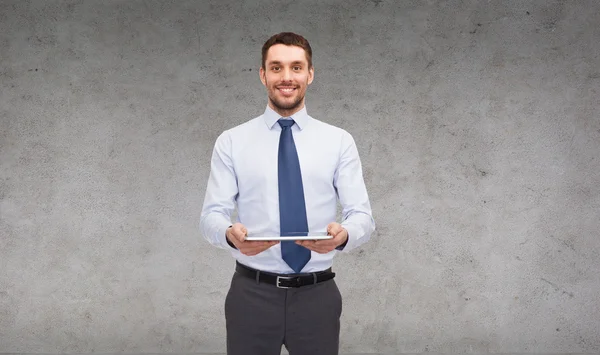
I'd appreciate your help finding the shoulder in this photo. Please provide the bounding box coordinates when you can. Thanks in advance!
[216,114,264,140]
[308,115,351,134]
[307,115,356,144]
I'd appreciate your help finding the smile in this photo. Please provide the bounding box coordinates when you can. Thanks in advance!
[277,87,296,94]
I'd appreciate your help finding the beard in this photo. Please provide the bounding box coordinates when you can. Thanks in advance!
[264,77,306,113]
[268,91,304,111]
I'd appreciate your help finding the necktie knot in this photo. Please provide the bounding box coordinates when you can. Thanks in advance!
[278,119,295,129]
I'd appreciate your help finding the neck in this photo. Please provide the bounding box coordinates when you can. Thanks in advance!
[268,100,305,117]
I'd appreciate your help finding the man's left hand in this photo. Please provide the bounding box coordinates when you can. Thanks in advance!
[296,222,348,254]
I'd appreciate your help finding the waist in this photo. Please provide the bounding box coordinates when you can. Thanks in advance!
[232,249,335,273]
[235,261,335,288]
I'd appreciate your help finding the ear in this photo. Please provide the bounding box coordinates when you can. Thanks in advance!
[307,66,314,85]
[259,66,267,86]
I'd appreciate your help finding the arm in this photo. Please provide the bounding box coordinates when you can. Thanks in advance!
[333,132,376,252]
[199,131,238,250]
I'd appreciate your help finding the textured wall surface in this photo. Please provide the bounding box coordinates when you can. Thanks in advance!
[1,0,599,353]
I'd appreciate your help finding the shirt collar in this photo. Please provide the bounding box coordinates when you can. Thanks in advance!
[263,105,309,130]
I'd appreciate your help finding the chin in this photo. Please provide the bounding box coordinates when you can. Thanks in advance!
[270,96,303,111]
[276,101,302,111]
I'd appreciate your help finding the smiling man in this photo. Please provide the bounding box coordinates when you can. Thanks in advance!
[200,32,375,355]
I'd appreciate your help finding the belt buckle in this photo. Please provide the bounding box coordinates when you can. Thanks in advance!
[276,275,295,289]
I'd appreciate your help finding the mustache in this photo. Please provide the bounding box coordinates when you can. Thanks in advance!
[275,82,298,87]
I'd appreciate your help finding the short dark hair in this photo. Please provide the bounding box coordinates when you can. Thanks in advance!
[261,32,313,69]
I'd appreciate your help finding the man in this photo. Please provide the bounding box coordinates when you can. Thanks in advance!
[199,32,375,355]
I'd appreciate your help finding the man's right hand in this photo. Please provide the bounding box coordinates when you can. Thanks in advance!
[226,223,279,256]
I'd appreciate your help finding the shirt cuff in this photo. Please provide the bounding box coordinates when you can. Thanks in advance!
[337,223,360,252]
[336,231,349,250]
[220,225,237,250]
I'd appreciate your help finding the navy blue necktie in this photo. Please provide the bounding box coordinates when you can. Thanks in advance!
[277,118,311,273]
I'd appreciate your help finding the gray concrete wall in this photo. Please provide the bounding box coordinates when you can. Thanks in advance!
[1,0,599,353]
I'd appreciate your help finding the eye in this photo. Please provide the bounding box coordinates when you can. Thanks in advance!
[272,66,280,71]
[293,66,301,71]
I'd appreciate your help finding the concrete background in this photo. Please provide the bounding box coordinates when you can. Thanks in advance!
[1,0,599,353]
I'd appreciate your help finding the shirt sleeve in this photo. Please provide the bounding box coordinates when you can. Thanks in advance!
[333,132,376,252]
[199,130,238,250]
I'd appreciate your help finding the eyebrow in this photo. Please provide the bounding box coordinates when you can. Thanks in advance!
[268,60,305,65]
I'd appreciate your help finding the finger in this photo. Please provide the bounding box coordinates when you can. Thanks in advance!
[319,237,338,245]
[329,225,343,237]
[311,239,336,248]
[302,245,333,254]
[299,240,336,252]
[240,248,264,256]
[243,250,263,256]
[235,236,246,244]
[296,240,317,247]
[295,241,331,254]
[314,238,342,253]
[230,232,245,243]
[242,245,276,256]
[242,248,266,256]
[240,241,278,254]
[243,241,275,250]
[327,222,338,234]
[237,230,249,240]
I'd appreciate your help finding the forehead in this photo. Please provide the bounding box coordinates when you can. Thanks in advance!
[265,44,308,64]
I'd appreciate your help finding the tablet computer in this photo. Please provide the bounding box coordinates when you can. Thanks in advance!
[245,231,332,241]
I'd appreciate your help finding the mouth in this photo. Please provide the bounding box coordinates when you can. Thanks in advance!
[277,86,297,96]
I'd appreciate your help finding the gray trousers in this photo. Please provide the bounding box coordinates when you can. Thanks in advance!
[224,268,343,355]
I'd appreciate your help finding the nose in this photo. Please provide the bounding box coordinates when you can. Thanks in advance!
[281,68,292,81]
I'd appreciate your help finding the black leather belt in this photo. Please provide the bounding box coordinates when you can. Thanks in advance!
[235,261,335,288]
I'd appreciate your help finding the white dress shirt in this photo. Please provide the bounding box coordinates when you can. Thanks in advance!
[200,105,375,274]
